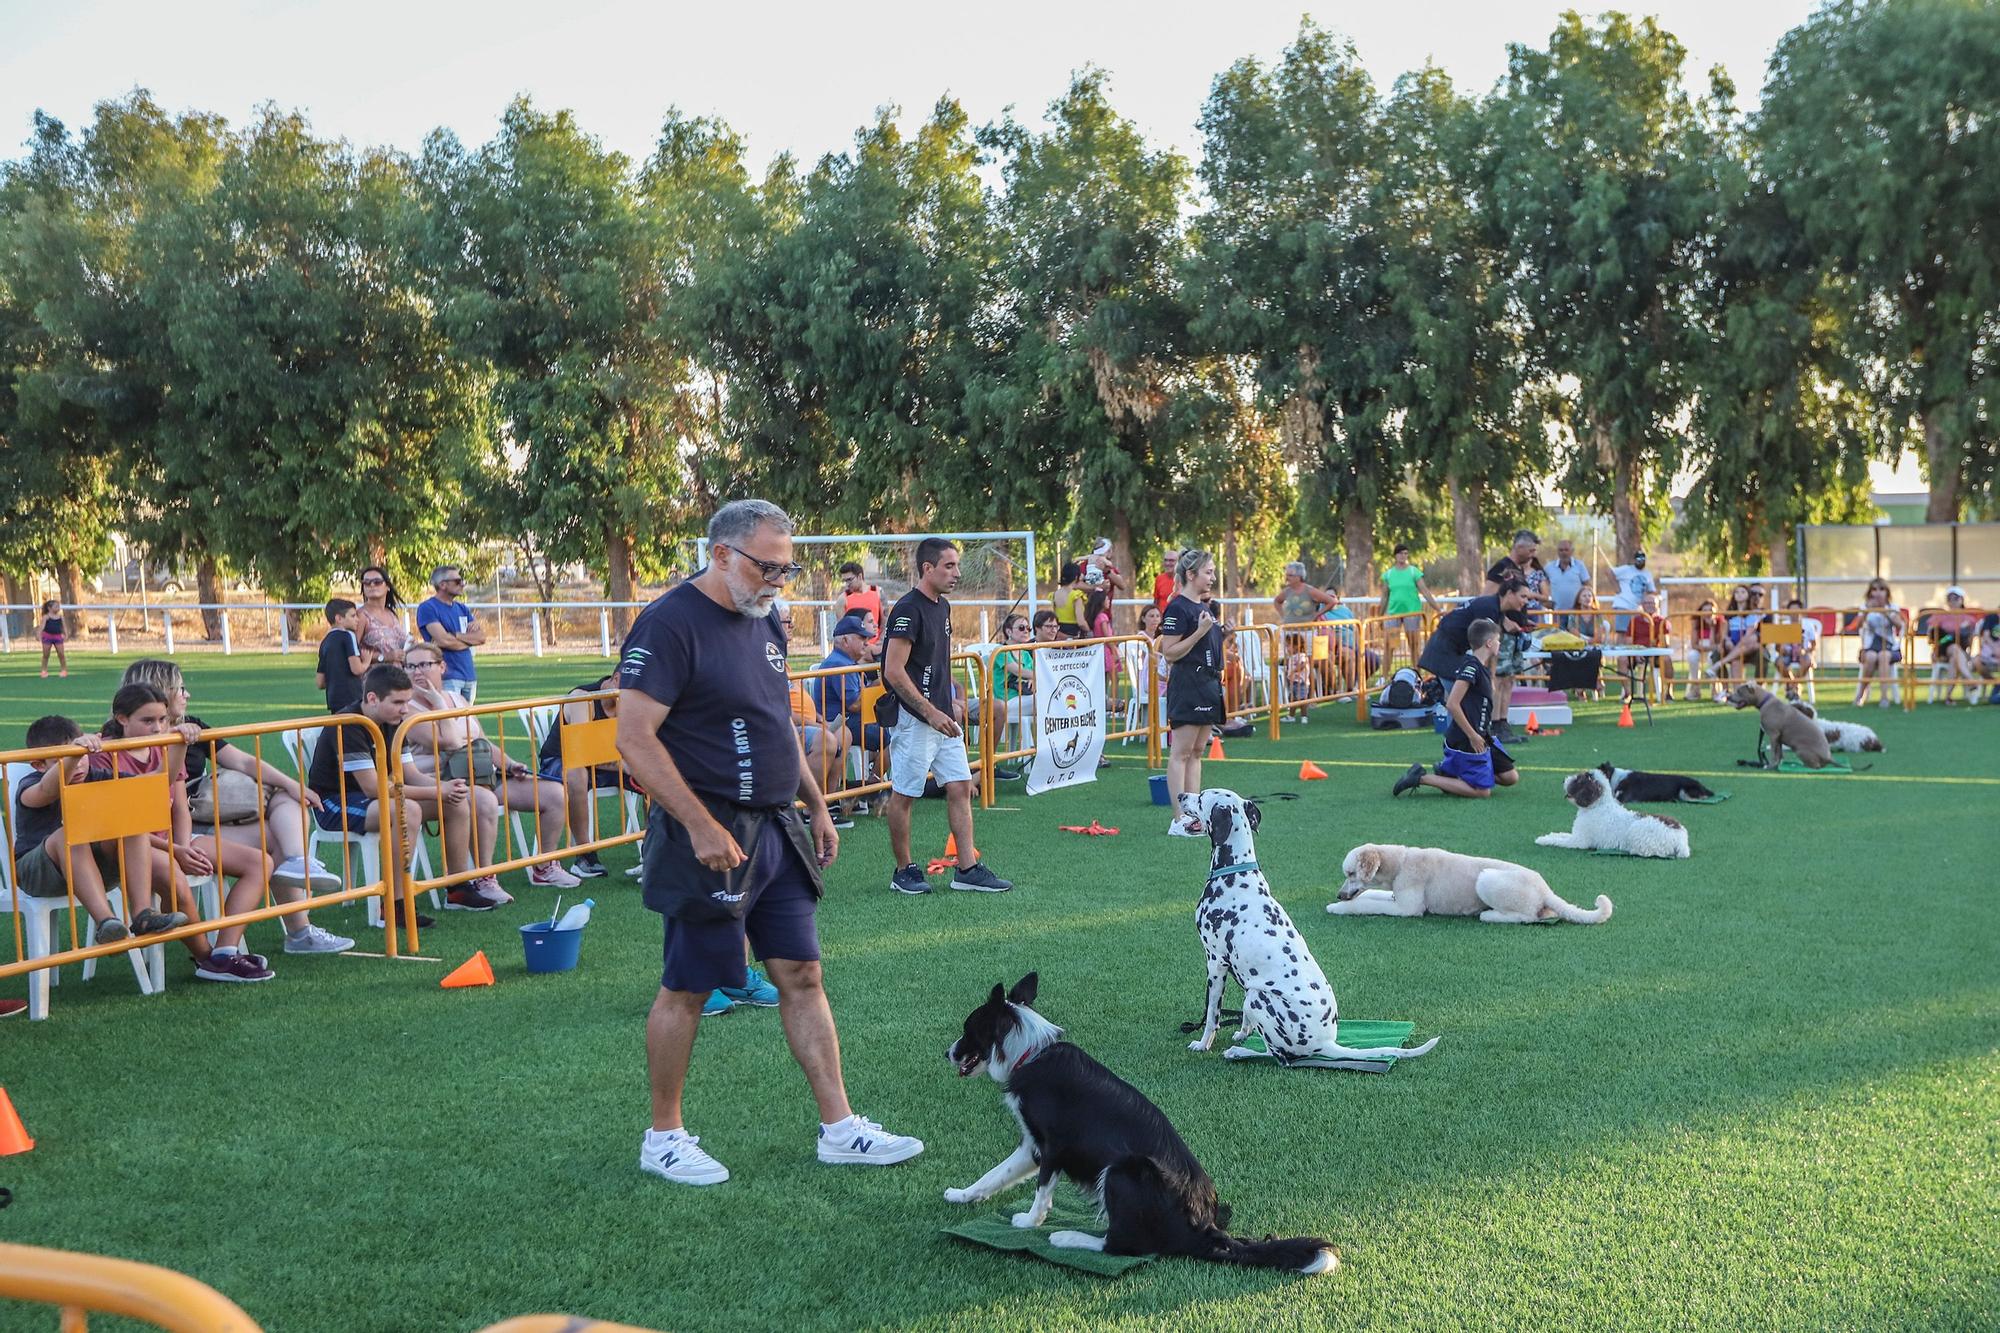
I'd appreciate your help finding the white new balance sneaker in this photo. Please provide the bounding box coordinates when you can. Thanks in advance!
[817,1114,924,1166]
[639,1129,730,1186]
[283,924,356,954]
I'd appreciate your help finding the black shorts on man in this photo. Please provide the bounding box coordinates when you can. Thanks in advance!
[1159,593,1225,726]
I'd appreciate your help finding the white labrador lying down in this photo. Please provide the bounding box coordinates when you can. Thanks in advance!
[1328,843,1613,925]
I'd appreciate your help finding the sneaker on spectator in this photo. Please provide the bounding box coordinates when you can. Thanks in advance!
[472,875,512,905]
[720,966,780,1007]
[639,1128,730,1186]
[271,855,342,894]
[703,990,734,1017]
[0,998,25,1018]
[445,886,498,912]
[949,862,1013,893]
[529,861,582,889]
[624,863,644,878]
[831,811,855,830]
[93,917,130,945]
[130,908,189,935]
[572,854,608,879]
[890,864,932,895]
[195,950,275,983]
[816,1114,924,1166]
[284,924,355,954]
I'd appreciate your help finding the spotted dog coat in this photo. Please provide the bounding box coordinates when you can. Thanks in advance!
[1188,789,1439,1065]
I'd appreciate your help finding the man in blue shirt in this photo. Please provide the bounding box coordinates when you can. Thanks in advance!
[811,615,882,751]
[416,566,485,700]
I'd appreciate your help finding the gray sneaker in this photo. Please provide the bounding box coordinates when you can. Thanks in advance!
[283,924,356,954]
[272,855,343,894]
[891,864,932,895]
[950,862,1012,894]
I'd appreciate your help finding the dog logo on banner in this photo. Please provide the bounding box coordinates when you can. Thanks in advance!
[1027,644,1107,796]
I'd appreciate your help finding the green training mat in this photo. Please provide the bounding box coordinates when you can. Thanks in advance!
[1778,755,1854,773]
[1230,1019,1419,1073]
[1678,792,1731,803]
[943,1201,1153,1277]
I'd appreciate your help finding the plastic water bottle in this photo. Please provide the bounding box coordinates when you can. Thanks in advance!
[554,899,595,931]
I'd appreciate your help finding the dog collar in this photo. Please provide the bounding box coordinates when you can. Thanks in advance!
[1207,861,1258,881]
[1009,1045,1047,1075]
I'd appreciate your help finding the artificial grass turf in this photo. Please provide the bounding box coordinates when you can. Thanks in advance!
[1,652,1996,1331]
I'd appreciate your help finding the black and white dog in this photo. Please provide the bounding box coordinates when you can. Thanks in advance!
[1190,789,1440,1066]
[944,973,1338,1274]
[1594,762,1717,804]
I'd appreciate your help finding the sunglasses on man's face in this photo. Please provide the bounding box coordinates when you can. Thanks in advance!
[719,543,803,584]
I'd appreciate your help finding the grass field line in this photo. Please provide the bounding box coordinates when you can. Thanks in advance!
[1114,753,2000,786]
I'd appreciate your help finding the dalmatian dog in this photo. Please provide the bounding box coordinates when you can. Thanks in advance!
[1188,789,1440,1066]
[1536,770,1691,859]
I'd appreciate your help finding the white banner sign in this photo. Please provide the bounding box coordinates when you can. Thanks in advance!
[1025,643,1108,796]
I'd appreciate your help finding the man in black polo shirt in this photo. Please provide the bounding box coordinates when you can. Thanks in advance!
[880,538,1013,897]
[1418,579,1534,678]
[618,498,923,1188]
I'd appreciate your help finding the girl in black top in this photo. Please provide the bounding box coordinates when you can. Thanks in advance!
[39,599,67,678]
[1158,549,1225,836]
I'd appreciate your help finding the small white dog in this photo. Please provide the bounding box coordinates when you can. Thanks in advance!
[1536,771,1691,859]
[1330,843,1613,925]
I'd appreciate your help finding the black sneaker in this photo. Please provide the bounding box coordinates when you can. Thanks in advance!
[1392,763,1426,797]
[445,886,497,912]
[572,854,609,879]
[949,862,1013,894]
[890,864,932,895]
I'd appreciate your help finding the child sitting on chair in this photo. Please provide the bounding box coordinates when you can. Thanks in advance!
[1391,618,1517,800]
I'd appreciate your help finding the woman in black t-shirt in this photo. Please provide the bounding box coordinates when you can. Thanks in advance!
[1157,549,1226,837]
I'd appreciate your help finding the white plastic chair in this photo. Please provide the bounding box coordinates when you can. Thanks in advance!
[1119,640,1153,744]
[1234,628,1271,711]
[532,703,643,840]
[2,761,162,1019]
[278,727,439,929]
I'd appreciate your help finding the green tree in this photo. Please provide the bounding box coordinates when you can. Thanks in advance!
[417,98,689,630]
[982,69,1202,581]
[1489,12,1729,560]
[144,108,485,605]
[1191,24,1406,594]
[1760,0,2000,522]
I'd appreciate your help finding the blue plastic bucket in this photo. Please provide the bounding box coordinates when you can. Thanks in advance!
[1149,774,1170,806]
[1433,710,1449,735]
[520,922,584,974]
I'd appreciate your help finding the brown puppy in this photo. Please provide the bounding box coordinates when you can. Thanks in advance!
[1728,683,1833,769]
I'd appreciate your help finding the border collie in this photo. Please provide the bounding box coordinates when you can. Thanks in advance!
[944,973,1338,1274]
[1595,762,1716,804]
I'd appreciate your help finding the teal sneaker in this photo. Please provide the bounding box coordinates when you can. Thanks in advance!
[720,966,780,1007]
[702,991,734,1017]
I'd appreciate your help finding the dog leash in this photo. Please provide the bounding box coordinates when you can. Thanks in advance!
[1179,1008,1244,1034]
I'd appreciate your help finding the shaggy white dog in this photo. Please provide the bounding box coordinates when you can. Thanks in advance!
[1536,770,1691,859]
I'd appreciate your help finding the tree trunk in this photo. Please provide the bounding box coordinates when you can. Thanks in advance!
[3,571,28,640]
[1768,523,1793,578]
[1222,523,1242,605]
[196,555,224,641]
[1601,421,1640,560]
[1110,510,1134,633]
[1448,475,1484,597]
[56,563,86,638]
[606,527,636,637]
[1923,407,1960,523]
[1341,502,1373,598]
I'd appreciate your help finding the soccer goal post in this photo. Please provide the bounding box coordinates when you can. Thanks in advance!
[695,530,1038,652]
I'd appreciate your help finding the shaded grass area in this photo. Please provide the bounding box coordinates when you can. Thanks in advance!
[2,652,1996,1331]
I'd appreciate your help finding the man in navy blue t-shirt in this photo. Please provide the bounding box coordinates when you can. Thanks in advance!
[616,498,923,1188]
[415,566,485,701]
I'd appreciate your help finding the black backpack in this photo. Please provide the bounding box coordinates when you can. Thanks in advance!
[1379,668,1421,710]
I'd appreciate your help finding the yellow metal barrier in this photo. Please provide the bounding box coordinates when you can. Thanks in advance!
[1,717,398,1005]
[1269,618,1370,726]
[980,634,1160,806]
[0,1241,261,1331]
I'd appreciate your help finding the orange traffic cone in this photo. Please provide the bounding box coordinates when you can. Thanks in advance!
[943,833,978,863]
[1525,711,1540,734]
[1208,736,1225,760]
[1617,699,1634,728]
[1299,761,1328,780]
[440,950,495,989]
[0,1087,34,1155]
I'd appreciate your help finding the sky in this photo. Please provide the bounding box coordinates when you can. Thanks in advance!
[1,0,1825,172]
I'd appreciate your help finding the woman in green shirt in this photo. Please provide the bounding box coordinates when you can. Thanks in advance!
[1381,544,1442,679]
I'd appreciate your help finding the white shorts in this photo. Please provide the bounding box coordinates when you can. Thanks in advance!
[888,713,973,797]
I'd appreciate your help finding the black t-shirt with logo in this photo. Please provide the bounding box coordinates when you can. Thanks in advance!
[1158,593,1225,722]
[318,628,365,713]
[307,704,381,805]
[885,588,954,715]
[617,581,799,809]
[1443,653,1494,750]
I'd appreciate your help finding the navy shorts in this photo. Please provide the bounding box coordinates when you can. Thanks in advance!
[1436,740,1514,791]
[658,817,820,994]
[314,797,374,832]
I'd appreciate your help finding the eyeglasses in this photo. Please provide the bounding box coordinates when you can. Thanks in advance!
[361,577,386,586]
[718,544,802,584]
[440,577,464,586]
[408,658,442,670]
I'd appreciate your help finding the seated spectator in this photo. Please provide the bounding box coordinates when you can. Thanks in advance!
[1714,585,1769,686]
[1688,598,1725,702]
[402,644,578,889]
[1572,584,1603,643]
[1139,604,1162,638]
[983,613,1035,728]
[316,598,372,713]
[1927,587,1980,704]
[534,674,647,880]
[308,663,502,915]
[1769,598,1821,702]
[1977,611,2000,704]
[11,716,166,946]
[120,658,352,956]
[1627,591,1676,701]
[94,684,269,982]
[810,615,881,746]
[1850,579,1905,708]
